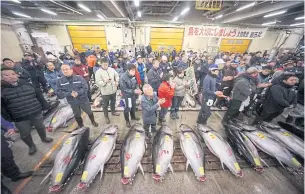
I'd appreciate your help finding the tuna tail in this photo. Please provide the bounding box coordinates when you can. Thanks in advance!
[276,157,287,170]
[40,168,52,185]
[186,160,189,171]
[260,158,269,168]
[138,163,145,177]
[168,163,174,174]
[100,165,105,180]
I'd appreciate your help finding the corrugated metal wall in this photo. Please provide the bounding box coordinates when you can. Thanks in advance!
[219,39,251,54]
[150,27,184,51]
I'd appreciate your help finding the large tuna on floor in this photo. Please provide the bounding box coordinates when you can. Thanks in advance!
[41,127,89,192]
[226,123,264,172]
[260,122,304,159]
[179,124,207,181]
[44,104,74,132]
[78,125,118,189]
[152,125,174,182]
[243,126,303,171]
[120,123,146,185]
[197,124,243,177]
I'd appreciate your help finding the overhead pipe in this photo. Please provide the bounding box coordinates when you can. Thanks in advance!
[48,0,83,15]
[110,0,126,17]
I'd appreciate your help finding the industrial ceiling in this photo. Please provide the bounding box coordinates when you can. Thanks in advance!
[1,0,304,28]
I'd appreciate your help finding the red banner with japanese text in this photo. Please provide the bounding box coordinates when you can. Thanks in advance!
[185,26,268,39]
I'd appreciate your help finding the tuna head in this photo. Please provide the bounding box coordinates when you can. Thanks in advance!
[104,125,119,134]
[260,122,281,130]
[179,124,194,132]
[196,124,213,133]
[160,125,173,135]
[131,123,145,132]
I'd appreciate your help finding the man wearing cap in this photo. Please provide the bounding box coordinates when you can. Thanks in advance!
[197,64,223,126]
[146,43,152,56]
[147,59,163,94]
[250,51,262,66]
[146,54,154,72]
[172,55,181,75]
[171,48,177,62]
[136,55,147,88]
[160,55,172,74]
[120,63,142,127]
[222,67,259,124]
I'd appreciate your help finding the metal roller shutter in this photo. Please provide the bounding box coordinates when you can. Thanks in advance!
[150,27,184,52]
[219,39,251,54]
[67,25,107,52]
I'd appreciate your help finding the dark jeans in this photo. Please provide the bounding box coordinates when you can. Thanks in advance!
[159,107,169,119]
[197,98,211,124]
[87,81,92,101]
[222,99,242,122]
[144,123,156,133]
[1,135,20,179]
[123,96,136,121]
[88,67,95,82]
[102,93,116,117]
[15,113,45,139]
[171,96,184,114]
[70,102,93,118]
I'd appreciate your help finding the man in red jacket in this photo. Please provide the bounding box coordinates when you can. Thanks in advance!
[72,58,92,101]
[158,73,175,125]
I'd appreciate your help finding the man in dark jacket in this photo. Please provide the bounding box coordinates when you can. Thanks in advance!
[197,64,223,125]
[146,43,152,55]
[252,74,297,125]
[119,63,142,127]
[1,68,53,155]
[160,56,172,74]
[172,55,180,75]
[171,48,177,62]
[147,59,162,93]
[222,67,258,124]
[44,62,63,94]
[57,64,98,128]
[2,58,31,83]
[146,54,154,72]
[250,51,262,66]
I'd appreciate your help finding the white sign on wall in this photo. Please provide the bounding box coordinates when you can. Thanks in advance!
[185,26,268,39]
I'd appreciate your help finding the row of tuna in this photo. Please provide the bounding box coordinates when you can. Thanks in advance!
[41,122,304,192]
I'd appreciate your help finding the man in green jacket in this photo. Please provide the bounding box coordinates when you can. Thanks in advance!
[95,58,120,124]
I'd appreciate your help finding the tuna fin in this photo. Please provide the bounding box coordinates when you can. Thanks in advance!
[169,163,174,174]
[186,160,189,171]
[99,165,104,180]
[221,161,225,171]
[276,158,287,170]
[40,168,52,185]
[62,118,68,127]
[138,163,145,177]
[260,158,269,168]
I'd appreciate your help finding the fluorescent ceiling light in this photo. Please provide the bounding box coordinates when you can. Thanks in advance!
[134,0,139,7]
[13,12,31,18]
[264,10,286,18]
[137,11,141,17]
[41,8,57,15]
[236,2,256,12]
[215,14,223,19]
[180,7,190,15]
[77,3,91,12]
[173,16,178,21]
[97,14,105,20]
[11,0,21,3]
[262,21,276,26]
[295,16,304,20]
[290,23,304,26]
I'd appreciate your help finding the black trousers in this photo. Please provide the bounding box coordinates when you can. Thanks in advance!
[14,113,46,139]
[123,96,136,121]
[102,93,116,117]
[197,98,212,124]
[171,96,184,114]
[86,81,92,101]
[222,99,242,122]
[88,67,95,82]
[70,102,93,118]
[35,87,49,110]
[1,135,20,179]
[252,110,283,125]
[144,123,156,133]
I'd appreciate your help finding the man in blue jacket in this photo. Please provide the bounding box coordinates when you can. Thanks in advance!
[136,55,146,89]
[44,62,63,94]
[57,64,98,128]
[197,64,223,126]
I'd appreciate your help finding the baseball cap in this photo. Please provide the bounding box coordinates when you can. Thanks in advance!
[137,55,142,59]
[209,64,219,71]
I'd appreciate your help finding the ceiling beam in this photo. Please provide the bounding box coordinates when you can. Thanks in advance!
[109,0,126,17]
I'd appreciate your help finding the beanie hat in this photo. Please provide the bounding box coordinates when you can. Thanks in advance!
[209,64,219,71]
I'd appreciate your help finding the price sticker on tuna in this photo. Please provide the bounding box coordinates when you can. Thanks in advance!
[254,158,261,166]
[256,133,265,139]
[52,118,57,123]
[184,133,191,139]
[209,134,216,139]
[135,133,140,140]
[282,132,291,136]
[64,138,72,145]
[101,136,108,142]
[291,158,301,166]
[81,171,88,181]
[199,167,204,175]
[156,164,161,173]
[165,135,170,142]
[55,173,63,183]
[124,166,129,176]
[234,162,241,171]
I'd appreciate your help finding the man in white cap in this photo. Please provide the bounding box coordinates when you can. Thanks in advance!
[160,55,172,74]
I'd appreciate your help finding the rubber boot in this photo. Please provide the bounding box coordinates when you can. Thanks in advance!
[36,127,53,143]
[124,112,131,128]
[1,183,12,194]
[11,171,34,182]
[105,116,110,124]
[157,118,163,125]
[112,111,120,116]
[130,111,140,121]
[21,135,37,155]
[89,114,98,127]
[75,117,84,128]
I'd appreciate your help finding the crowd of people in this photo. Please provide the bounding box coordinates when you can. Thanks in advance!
[1,45,304,192]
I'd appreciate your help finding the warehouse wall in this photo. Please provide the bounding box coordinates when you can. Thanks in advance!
[247,30,281,52]
[1,24,24,61]
[105,25,124,50]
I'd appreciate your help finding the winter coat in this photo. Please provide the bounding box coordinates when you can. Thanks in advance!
[257,73,270,84]
[72,64,89,81]
[137,62,146,81]
[237,66,246,74]
[160,62,172,74]
[232,74,257,102]
[95,67,119,96]
[141,94,159,124]
[119,71,138,98]
[297,79,304,105]
[172,76,187,97]
[146,45,152,55]
[146,62,153,72]
[263,81,297,114]
[1,81,42,122]
[21,59,47,89]
[202,73,217,100]
[56,75,89,105]
[87,55,97,68]
[147,67,162,92]
[221,67,238,89]
[158,81,175,108]
[44,69,63,92]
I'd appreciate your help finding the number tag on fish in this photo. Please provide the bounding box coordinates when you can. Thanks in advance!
[291,158,301,166]
[156,165,161,173]
[282,132,291,136]
[101,136,108,142]
[256,133,266,139]
[64,138,71,145]
[55,173,63,183]
[135,133,140,140]
[234,163,241,171]
[165,135,170,142]
[81,171,88,181]
[254,158,261,166]
[52,118,57,123]
[199,167,204,175]
[184,133,191,139]
[209,134,216,139]
[124,166,129,176]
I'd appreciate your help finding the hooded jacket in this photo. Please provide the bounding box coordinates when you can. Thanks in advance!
[44,69,63,92]
[158,81,175,108]
[232,73,257,102]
